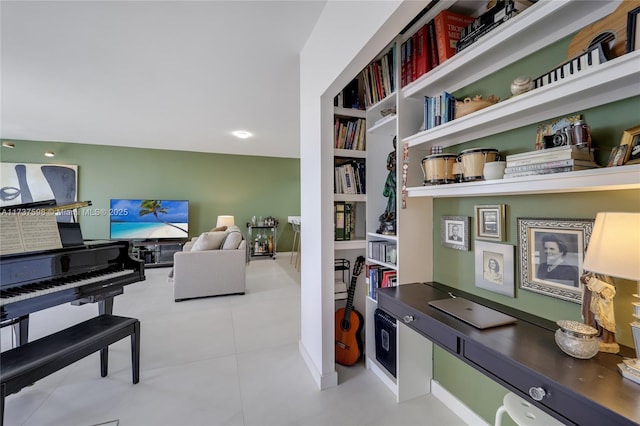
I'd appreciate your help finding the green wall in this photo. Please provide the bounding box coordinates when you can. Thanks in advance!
[427,34,640,424]
[1,141,300,250]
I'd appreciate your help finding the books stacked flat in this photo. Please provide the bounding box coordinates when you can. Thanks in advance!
[504,145,598,178]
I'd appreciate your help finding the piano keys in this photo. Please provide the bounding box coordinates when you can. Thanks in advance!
[534,41,610,89]
[0,240,145,345]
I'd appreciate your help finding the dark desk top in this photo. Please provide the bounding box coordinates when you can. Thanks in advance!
[377,282,640,426]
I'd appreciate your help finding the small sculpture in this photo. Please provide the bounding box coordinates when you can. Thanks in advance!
[510,75,534,96]
[581,272,619,353]
[377,136,396,235]
[454,94,500,119]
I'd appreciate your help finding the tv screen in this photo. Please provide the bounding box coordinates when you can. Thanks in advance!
[110,199,189,240]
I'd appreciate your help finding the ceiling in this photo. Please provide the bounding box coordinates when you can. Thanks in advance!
[1,0,328,159]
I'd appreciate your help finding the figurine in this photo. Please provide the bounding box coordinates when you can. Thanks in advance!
[581,272,619,353]
[377,136,397,235]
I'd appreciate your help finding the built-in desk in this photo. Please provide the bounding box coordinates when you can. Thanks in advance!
[377,282,640,426]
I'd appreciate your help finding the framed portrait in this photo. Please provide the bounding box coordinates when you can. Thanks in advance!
[517,217,594,303]
[626,6,640,53]
[441,215,470,251]
[474,241,515,297]
[620,124,640,165]
[474,204,506,241]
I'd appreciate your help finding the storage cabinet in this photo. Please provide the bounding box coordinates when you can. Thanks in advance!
[132,240,185,267]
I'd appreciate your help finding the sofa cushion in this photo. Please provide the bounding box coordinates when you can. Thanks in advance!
[209,225,228,232]
[222,230,243,250]
[191,231,227,251]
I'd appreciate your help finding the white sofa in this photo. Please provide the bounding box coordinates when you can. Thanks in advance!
[173,225,247,301]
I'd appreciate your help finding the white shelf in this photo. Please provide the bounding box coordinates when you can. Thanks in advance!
[403,51,640,149]
[402,0,621,99]
[334,106,366,118]
[334,193,366,202]
[334,239,367,250]
[407,165,640,198]
[367,232,398,242]
[367,258,397,270]
[368,114,397,136]
[334,148,366,158]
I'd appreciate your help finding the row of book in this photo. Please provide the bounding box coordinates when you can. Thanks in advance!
[334,159,365,195]
[456,0,533,54]
[504,145,598,178]
[334,78,364,109]
[367,264,397,300]
[334,117,365,151]
[368,240,397,265]
[401,10,475,87]
[423,91,456,131]
[361,45,395,107]
[334,202,357,241]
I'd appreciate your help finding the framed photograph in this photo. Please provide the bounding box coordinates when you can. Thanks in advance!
[475,204,506,241]
[474,241,515,297]
[607,145,628,167]
[621,124,640,165]
[626,6,640,53]
[517,217,594,303]
[441,216,470,251]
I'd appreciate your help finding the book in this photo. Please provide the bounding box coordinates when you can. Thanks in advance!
[504,159,598,174]
[433,10,475,63]
[413,24,431,80]
[334,202,345,241]
[427,20,439,70]
[505,145,594,167]
[504,165,594,178]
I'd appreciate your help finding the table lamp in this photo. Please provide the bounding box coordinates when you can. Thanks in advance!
[582,212,640,384]
[216,215,235,228]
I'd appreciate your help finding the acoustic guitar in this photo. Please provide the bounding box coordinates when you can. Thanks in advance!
[335,256,365,366]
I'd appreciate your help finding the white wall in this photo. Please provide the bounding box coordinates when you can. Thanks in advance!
[298,0,429,389]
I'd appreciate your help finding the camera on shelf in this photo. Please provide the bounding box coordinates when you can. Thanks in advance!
[544,127,573,148]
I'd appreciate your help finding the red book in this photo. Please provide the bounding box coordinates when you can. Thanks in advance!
[413,24,430,80]
[433,10,475,63]
[427,20,439,70]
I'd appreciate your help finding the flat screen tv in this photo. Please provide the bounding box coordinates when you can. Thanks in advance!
[110,199,189,240]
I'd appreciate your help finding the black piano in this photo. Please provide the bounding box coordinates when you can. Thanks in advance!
[1,240,145,346]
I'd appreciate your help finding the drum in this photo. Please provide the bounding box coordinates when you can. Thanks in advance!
[421,153,458,185]
[458,148,500,181]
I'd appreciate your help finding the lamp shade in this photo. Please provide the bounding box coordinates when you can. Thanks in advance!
[582,212,640,281]
[216,215,235,228]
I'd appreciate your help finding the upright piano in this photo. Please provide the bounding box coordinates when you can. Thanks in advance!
[0,240,145,346]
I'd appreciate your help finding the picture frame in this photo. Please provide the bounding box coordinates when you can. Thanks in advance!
[626,6,640,53]
[474,204,506,241]
[474,241,515,297]
[441,215,470,251]
[621,124,640,165]
[517,217,594,303]
[607,145,628,167]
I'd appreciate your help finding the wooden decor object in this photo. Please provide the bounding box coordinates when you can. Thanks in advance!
[567,1,640,60]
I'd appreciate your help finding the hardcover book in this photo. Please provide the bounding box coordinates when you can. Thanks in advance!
[433,10,475,63]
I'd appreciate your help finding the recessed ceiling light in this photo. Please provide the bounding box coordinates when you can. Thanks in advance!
[232,130,252,139]
[44,151,55,157]
[2,141,15,148]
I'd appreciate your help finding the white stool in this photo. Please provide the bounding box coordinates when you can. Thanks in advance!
[495,392,564,426]
[290,222,301,271]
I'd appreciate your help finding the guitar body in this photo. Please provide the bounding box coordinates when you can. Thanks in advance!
[335,256,366,366]
[335,307,364,366]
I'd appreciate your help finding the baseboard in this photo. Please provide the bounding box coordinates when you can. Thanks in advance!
[431,379,490,426]
[298,340,338,390]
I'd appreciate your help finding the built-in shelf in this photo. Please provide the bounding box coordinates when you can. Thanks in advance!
[368,115,397,136]
[407,165,640,198]
[402,0,620,99]
[334,106,366,118]
[367,232,398,242]
[403,50,640,150]
[334,148,366,158]
[367,258,397,270]
[334,193,366,202]
[334,239,367,250]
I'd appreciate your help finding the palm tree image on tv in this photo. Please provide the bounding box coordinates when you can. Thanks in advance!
[139,200,187,234]
[109,199,189,239]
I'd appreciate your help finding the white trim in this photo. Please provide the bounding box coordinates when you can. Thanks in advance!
[299,340,338,390]
[432,380,490,426]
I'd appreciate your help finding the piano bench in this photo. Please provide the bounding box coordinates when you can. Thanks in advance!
[0,314,140,426]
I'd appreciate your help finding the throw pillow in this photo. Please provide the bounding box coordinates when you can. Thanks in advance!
[209,225,228,232]
[222,231,243,250]
[191,231,227,251]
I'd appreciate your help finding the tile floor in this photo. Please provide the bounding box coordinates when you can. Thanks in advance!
[1,254,466,426]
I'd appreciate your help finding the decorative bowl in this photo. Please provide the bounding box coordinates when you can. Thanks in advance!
[555,320,599,359]
[455,95,500,119]
[510,75,534,96]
